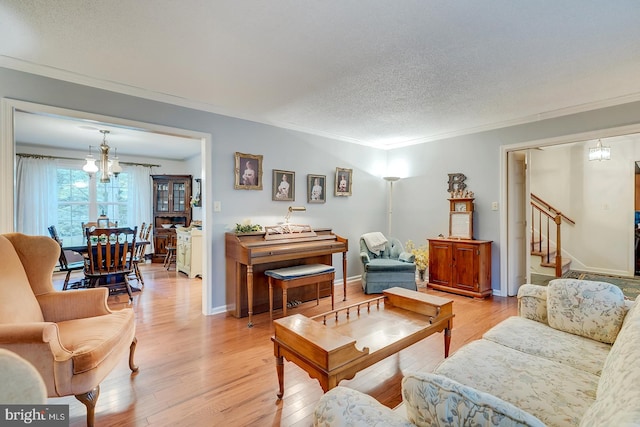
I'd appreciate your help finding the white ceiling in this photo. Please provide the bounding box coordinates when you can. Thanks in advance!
[3,0,640,153]
[14,111,202,160]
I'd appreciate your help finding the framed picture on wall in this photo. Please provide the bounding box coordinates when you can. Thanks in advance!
[272,169,295,201]
[234,152,263,190]
[307,174,326,203]
[335,167,352,196]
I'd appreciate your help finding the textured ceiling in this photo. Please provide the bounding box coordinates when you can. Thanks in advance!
[2,0,640,151]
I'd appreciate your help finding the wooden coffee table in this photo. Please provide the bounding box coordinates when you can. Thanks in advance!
[271,287,454,398]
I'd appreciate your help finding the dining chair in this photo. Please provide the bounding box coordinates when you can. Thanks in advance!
[164,232,177,271]
[129,222,152,285]
[47,225,86,290]
[84,226,138,301]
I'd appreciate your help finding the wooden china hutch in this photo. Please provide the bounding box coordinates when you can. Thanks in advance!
[151,175,192,263]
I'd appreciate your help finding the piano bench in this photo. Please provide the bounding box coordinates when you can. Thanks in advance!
[266,264,335,320]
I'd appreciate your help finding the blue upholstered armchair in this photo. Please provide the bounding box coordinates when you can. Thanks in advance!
[359,232,417,294]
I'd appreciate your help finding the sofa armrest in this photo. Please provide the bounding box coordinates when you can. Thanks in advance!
[517,284,548,324]
[402,372,545,427]
[37,288,112,323]
[313,386,414,427]
[360,251,371,265]
[398,251,415,263]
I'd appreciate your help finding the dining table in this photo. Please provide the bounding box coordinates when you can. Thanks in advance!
[62,240,150,254]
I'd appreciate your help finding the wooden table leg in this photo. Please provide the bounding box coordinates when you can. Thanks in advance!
[276,354,285,399]
[282,287,288,318]
[247,265,254,328]
[444,327,452,357]
[342,252,347,301]
[269,277,274,320]
[330,274,335,310]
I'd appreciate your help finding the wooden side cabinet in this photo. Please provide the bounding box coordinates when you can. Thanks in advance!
[427,238,492,298]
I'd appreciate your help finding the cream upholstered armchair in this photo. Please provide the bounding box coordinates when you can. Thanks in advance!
[0,233,138,427]
[360,232,417,294]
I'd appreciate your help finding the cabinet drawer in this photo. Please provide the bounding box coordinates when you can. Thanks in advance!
[178,234,191,243]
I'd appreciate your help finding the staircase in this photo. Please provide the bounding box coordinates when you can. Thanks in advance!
[531,236,572,276]
[530,194,575,277]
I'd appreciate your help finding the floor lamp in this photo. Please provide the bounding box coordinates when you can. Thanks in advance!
[383,176,400,236]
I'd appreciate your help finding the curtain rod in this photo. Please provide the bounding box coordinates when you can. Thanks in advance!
[16,153,160,168]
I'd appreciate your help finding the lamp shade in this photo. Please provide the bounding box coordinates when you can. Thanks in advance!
[83,155,98,173]
[110,158,122,176]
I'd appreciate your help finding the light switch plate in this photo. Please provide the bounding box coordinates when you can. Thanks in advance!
[214,201,221,212]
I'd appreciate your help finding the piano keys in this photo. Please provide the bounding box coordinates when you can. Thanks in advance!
[225,227,348,327]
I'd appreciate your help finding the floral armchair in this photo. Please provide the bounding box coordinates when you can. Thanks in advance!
[360,232,417,294]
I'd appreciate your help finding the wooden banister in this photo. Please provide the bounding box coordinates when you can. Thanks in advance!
[531,193,575,225]
[530,194,574,277]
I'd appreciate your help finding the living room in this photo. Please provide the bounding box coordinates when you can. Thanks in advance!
[2,2,640,426]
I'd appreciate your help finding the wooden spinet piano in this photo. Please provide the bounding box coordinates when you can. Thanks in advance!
[225,227,348,327]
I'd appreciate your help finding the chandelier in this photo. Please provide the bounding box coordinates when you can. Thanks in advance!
[82,130,122,182]
[588,139,611,161]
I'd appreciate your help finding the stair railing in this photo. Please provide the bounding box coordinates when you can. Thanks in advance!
[530,193,576,277]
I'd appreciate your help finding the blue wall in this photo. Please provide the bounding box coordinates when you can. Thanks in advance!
[4,66,640,308]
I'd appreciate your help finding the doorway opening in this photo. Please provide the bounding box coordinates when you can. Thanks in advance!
[1,98,214,315]
[501,125,640,297]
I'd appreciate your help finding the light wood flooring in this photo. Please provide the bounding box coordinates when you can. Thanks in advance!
[52,263,517,427]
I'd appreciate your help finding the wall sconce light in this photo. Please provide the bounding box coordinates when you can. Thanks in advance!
[588,139,611,161]
[285,206,306,223]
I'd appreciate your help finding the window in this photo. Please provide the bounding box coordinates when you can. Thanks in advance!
[96,174,129,228]
[56,168,89,245]
[56,166,129,246]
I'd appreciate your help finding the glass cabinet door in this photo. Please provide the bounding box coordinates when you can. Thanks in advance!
[156,182,169,212]
[172,182,186,212]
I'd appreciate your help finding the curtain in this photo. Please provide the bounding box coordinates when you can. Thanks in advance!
[16,156,58,236]
[126,165,154,251]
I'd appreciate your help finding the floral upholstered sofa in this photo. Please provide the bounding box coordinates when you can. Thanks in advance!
[313,279,640,426]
